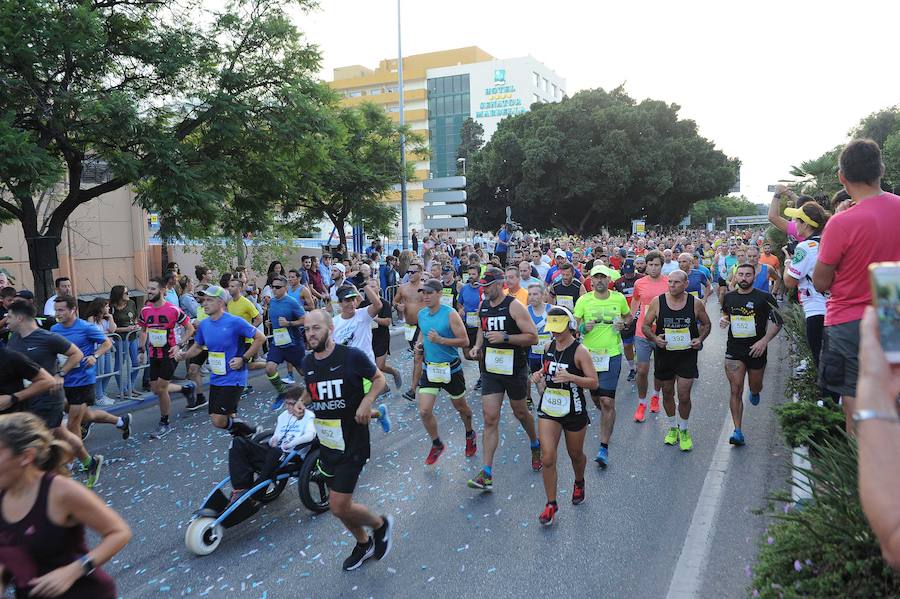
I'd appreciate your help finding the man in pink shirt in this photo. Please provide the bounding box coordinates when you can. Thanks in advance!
[813,139,900,430]
[630,250,670,422]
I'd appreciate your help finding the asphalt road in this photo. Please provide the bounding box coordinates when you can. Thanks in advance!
[79,297,790,599]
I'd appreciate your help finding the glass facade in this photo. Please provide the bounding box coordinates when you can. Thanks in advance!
[427,74,471,178]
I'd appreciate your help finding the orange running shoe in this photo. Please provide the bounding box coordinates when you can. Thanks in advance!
[649,394,661,413]
[633,403,647,423]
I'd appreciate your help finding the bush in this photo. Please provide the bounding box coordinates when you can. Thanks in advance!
[751,437,900,598]
[775,400,845,449]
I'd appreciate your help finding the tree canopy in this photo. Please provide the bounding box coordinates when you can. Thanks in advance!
[689,195,759,228]
[465,87,738,234]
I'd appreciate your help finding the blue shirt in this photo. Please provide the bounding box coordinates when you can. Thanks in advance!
[496,228,510,253]
[417,305,461,370]
[52,319,107,387]
[686,269,709,298]
[267,295,306,348]
[287,284,305,305]
[194,312,260,387]
[319,263,333,289]
[459,283,481,315]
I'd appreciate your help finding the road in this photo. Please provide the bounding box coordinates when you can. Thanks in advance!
[81,298,790,599]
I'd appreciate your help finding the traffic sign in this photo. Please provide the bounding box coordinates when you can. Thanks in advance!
[423,176,466,190]
[423,190,466,203]
[726,215,769,228]
[423,203,467,216]
[424,217,468,229]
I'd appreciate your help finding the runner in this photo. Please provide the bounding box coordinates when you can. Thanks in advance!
[573,264,632,467]
[393,262,425,401]
[137,277,197,439]
[226,277,266,376]
[333,283,382,366]
[640,270,711,451]
[328,263,347,315]
[371,277,401,397]
[175,286,267,435]
[549,263,586,311]
[505,266,528,305]
[439,265,461,309]
[526,282,550,410]
[415,279,476,465]
[630,250,669,422]
[745,245,779,293]
[263,274,306,410]
[287,268,316,311]
[299,309,393,571]
[467,267,542,492]
[530,306,598,525]
[459,263,484,390]
[721,265,783,445]
[614,258,643,382]
[678,252,711,303]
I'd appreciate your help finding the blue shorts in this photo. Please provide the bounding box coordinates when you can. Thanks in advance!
[591,354,622,399]
[266,344,306,368]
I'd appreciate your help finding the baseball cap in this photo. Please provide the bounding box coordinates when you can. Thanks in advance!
[441,265,453,273]
[336,285,360,301]
[589,264,620,280]
[14,290,34,300]
[554,249,566,259]
[420,279,443,293]
[476,267,505,287]
[545,306,576,333]
[203,285,227,299]
[784,206,820,228]
[620,259,635,275]
[332,263,346,274]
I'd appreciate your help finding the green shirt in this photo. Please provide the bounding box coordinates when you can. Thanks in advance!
[573,290,630,356]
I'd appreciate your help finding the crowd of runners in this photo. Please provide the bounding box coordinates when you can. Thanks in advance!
[1,138,899,594]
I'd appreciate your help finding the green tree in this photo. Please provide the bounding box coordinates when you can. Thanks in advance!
[852,106,900,147]
[689,195,759,229]
[789,146,843,199]
[0,0,322,303]
[883,130,900,194]
[456,118,485,174]
[466,87,738,234]
[278,102,424,250]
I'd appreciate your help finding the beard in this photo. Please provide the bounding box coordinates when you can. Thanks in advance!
[310,335,328,353]
[737,280,752,290]
[149,291,160,302]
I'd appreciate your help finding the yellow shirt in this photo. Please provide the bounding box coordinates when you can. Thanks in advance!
[227,295,259,324]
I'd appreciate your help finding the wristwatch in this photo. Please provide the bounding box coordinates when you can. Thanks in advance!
[9,393,20,407]
[503,332,510,343]
[852,410,900,425]
[78,555,95,576]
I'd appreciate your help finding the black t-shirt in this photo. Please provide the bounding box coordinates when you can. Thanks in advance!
[722,289,781,355]
[0,347,42,415]
[372,300,391,346]
[7,329,71,408]
[303,344,377,464]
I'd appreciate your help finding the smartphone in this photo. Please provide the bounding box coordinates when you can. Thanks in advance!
[869,262,900,364]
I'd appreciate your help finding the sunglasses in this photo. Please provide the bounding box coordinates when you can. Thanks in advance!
[407,270,419,274]
[272,285,285,289]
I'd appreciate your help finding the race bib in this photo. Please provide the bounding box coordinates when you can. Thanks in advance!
[208,351,227,375]
[531,333,551,355]
[664,327,691,351]
[590,351,610,372]
[485,347,514,375]
[462,274,470,284]
[273,327,291,346]
[440,293,453,307]
[148,328,167,348]
[314,418,345,452]
[465,312,479,328]
[730,315,756,338]
[689,291,700,298]
[541,388,571,418]
[404,324,417,341]
[426,361,451,384]
[557,295,574,310]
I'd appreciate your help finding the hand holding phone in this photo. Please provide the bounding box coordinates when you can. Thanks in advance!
[870,262,900,364]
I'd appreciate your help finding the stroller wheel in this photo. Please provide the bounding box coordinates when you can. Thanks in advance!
[185,517,224,556]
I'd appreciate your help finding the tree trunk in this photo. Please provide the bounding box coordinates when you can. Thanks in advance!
[334,217,348,253]
[236,233,247,267]
[26,234,62,309]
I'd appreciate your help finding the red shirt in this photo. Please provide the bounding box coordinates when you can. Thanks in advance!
[631,275,670,338]
[139,302,188,359]
[818,192,900,325]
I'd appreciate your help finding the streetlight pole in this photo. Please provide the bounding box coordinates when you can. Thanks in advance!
[397,0,408,251]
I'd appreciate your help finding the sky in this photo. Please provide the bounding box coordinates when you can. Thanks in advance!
[298,0,900,205]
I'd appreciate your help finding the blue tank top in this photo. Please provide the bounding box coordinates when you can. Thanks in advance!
[417,304,461,370]
[752,265,770,292]
[460,283,481,314]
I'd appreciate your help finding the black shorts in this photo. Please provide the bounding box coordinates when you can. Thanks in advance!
[209,385,243,415]
[373,334,390,358]
[189,348,208,366]
[718,278,728,287]
[406,326,421,351]
[481,365,529,401]
[655,349,700,381]
[28,396,65,428]
[149,356,177,381]
[319,457,367,494]
[725,349,767,371]
[537,410,590,432]
[418,365,467,398]
[466,327,478,349]
[818,320,861,397]
[63,385,95,407]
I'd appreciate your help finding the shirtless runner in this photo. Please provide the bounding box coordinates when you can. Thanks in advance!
[393,261,425,401]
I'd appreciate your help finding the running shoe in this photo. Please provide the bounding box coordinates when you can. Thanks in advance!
[190,394,209,411]
[402,390,416,402]
[649,394,661,413]
[465,432,477,457]
[572,481,585,505]
[749,392,761,406]
[85,455,104,489]
[119,413,132,440]
[664,427,679,446]
[342,538,375,571]
[150,423,171,439]
[271,394,285,412]
[467,470,493,491]
[526,396,534,411]
[373,515,394,560]
[392,371,402,390]
[626,369,636,382]
[96,395,116,407]
[729,430,746,446]
[679,429,693,452]
[539,502,558,526]
[594,446,609,469]
[531,446,543,471]
[425,443,445,466]
[80,421,93,441]
[633,403,647,423]
[377,404,391,433]
[181,382,197,406]
[281,375,296,384]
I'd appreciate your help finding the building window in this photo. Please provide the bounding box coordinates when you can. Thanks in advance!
[427,74,471,178]
[533,72,540,87]
[369,88,382,95]
[348,90,363,97]
[387,105,400,113]
[384,85,398,94]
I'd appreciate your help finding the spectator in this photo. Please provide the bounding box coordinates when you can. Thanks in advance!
[178,275,199,319]
[319,254,334,290]
[42,277,72,317]
[84,298,117,405]
[162,270,179,306]
[110,285,141,399]
[411,229,419,254]
[855,306,900,570]
[380,255,398,298]
[195,264,213,286]
[813,139,900,429]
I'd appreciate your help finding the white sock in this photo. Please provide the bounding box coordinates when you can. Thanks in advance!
[639,396,647,406]
[626,359,635,371]
[667,414,676,428]
[116,417,124,428]
[678,419,688,431]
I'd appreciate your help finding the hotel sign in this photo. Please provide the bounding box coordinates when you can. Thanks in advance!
[476,69,526,119]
